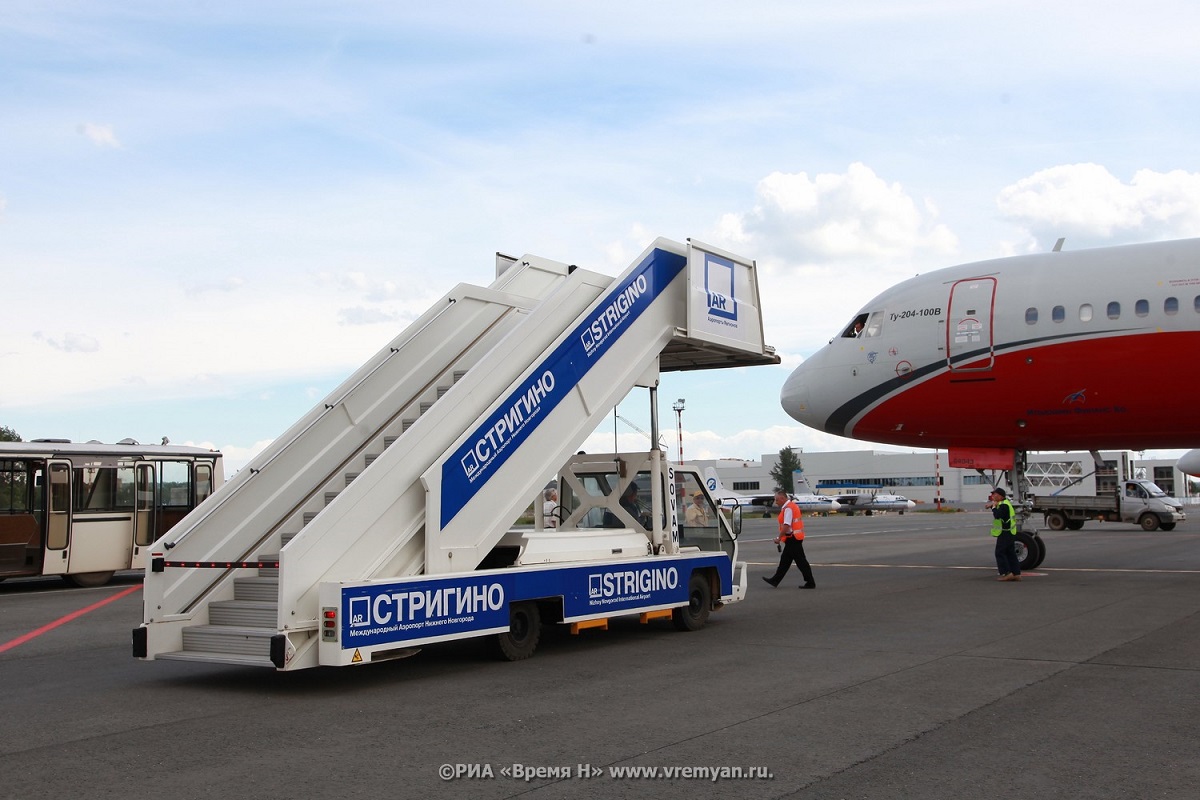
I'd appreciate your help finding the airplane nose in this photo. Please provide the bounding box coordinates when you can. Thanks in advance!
[780,363,812,424]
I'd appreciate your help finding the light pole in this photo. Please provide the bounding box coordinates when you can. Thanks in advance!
[672,398,685,463]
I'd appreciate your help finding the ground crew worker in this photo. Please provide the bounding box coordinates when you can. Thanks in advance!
[987,487,1022,581]
[763,489,816,589]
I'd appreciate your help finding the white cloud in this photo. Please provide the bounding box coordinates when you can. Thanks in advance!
[33,331,100,353]
[997,164,1200,249]
[77,122,121,148]
[717,163,959,266]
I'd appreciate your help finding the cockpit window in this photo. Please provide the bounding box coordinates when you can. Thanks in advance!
[841,313,869,338]
[863,311,884,338]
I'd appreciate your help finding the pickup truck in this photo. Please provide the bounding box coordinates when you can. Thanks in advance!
[1032,479,1186,532]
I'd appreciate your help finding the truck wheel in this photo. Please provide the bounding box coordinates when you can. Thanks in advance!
[1045,512,1067,531]
[1014,531,1040,571]
[492,602,541,661]
[1065,519,1085,530]
[1160,523,1177,531]
[1139,514,1161,532]
[672,573,712,632]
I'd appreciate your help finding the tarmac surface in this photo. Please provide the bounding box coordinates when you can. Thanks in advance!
[2,509,1199,799]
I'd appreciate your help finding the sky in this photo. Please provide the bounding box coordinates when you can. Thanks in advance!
[4,1,1200,473]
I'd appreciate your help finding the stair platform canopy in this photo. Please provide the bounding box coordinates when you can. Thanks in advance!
[135,238,778,670]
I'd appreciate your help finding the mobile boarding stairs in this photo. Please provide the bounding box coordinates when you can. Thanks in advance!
[134,238,777,670]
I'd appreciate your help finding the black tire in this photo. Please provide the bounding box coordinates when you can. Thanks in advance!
[1160,522,1177,531]
[1139,514,1160,532]
[1045,512,1068,531]
[1029,534,1047,570]
[672,573,712,632]
[1065,519,1085,530]
[492,602,541,661]
[1014,531,1040,572]
[64,571,115,588]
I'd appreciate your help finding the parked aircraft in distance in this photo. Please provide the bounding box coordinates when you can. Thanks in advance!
[1178,449,1200,477]
[703,468,841,515]
[833,492,916,515]
[780,237,1200,568]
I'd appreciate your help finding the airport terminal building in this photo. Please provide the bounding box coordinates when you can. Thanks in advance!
[694,450,1197,509]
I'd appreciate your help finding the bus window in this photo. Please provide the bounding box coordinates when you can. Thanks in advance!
[195,464,213,504]
[48,464,71,550]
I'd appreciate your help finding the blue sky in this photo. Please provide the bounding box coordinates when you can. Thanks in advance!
[4,1,1200,471]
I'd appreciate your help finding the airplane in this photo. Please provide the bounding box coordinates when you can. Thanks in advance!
[703,467,842,515]
[1178,449,1200,478]
[780,237,1200,568]
[832,491,917,515]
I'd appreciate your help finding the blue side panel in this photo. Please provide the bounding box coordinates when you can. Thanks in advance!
[339,553,730,650]
[439,247,687,528]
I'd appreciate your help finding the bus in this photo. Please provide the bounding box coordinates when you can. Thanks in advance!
[0,439,223,587]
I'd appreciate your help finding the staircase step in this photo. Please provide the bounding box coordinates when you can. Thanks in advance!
[156,650,276,668]
[181,625,276,658]
[209,600,277,628]
[234,576,279,602]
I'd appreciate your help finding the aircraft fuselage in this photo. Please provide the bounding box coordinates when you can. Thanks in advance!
[782,239,1200,452]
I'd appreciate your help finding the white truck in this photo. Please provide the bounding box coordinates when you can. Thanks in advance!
[1031,451,1186,532]
[134,237,776,669]
[1033,479,1186,532]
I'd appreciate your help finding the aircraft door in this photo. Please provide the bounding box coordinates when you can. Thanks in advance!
[946,277,996,371]
[42,461,72,576]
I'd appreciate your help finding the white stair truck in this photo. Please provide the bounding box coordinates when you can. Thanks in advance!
[134,238,777,670]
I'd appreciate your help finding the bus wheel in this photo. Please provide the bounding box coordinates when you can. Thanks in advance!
[673,573,712,632]
[1014,532,1040,572]
[64,571,115,588]
[492,602,541,661]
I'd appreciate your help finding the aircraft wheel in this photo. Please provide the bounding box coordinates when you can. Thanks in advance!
[1139,513,1161,532]
[673,573,712,632]
[63,571,115,588]
[1029,534,1047,569]
[492,602,541,661]
[1014,531,1040,572]
[1045,512,1068,531]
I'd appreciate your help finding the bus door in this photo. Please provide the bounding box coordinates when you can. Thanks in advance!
[946,277,996,372]
[131,462,156,569]
[41,461,73,577]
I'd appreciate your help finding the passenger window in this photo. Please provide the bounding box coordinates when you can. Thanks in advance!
[1136,299,1149,317]
[1079,304,1093,322]
[1106,301,1120,320]
[1165,297,1179,315]
[1194,295,1200,313]
[1025,307,1038,325]
[1052,305,1065,323]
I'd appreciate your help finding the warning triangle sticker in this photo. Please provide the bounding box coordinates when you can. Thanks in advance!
[351,649,363,663]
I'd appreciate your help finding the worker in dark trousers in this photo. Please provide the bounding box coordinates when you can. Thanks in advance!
[987,487,1022,581]
[763,489,816,589]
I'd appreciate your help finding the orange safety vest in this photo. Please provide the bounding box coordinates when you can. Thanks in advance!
[778,500,805,541]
